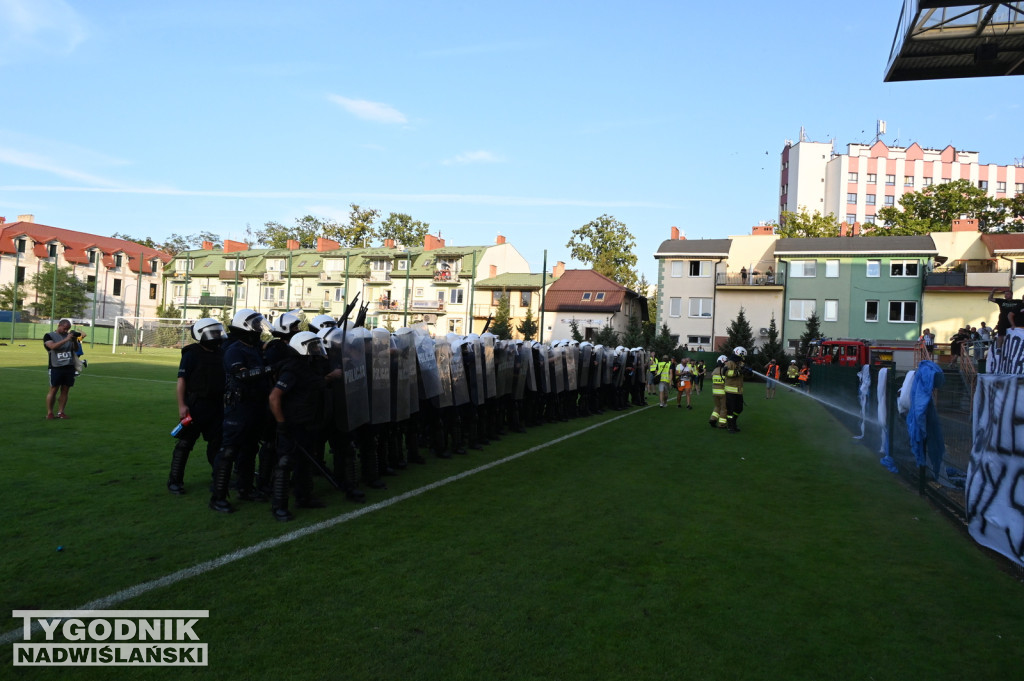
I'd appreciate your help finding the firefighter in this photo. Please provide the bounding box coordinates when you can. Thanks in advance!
[786,359,799,390]
[723,346,751,433]
[708,355,728,429]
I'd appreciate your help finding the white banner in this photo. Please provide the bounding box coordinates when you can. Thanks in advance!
[967,375,1024,567]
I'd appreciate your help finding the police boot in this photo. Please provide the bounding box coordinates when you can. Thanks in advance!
[333,444,366,503]
[209,448,236,513]
[358,429,386,488]
[270,465,293,522]
[167,440,192,495]
[256,440,276,495]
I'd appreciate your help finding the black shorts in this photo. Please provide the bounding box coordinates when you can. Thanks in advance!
[49,365,76,388]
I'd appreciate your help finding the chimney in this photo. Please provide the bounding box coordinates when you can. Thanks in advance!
[384,238,396,249]
[0,217,5,224]
[952,217,979,233]
[552,261,565,279]
[424,234,445,251]
[840,222,847,237]
[852,221,861,236]
[751,224,774,235]
[670,226,679,240]
[286,239,301,250]
[17,214,35,223]
[489,264,497,278]
[223,239,248,253]
[496,234,506,245]
[317,236,340,252]
[201,240,215,250]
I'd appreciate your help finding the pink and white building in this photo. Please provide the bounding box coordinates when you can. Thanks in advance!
[781,137,1024,226]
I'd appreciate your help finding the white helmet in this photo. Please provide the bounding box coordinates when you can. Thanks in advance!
[192,318,227,344]
[733,346,747,357]
[231,309,267,335]
[271,312,301,338]
[717,355,728,364]
[289,331,326,357]
[308,314,337,333]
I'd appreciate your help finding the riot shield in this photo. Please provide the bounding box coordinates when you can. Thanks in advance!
[370,327,391,424]
[579,343,593,388]
[613,346,626,387]
[565,342,578,391]
[340,326,371,430]
[433,337,454,408]
[412,327,442,401]
[493,340,507,396]
[602,344,615,385]
[534,343,551,393]
[551,344,566,393]
[592,345,606,387]
[390,330,414,422]
[512,342,528,400]
[447,334,471,406]
[480,333,497,399]
[462,334,485,406]
[499,340,515,397]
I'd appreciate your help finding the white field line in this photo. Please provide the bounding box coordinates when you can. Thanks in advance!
[0,367,176,385]
[1,407,645,645]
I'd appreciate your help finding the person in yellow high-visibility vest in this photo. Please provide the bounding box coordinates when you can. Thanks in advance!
[647,354,660,396]
[656,356,673,407]
[708,354,728,429]
[723,346,749,433]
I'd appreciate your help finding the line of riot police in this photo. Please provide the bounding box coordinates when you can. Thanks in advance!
[168,306,651,521]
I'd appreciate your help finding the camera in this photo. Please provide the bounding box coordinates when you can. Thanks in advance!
[70,330,81,339]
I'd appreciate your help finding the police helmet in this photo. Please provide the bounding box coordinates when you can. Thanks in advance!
[270,312,301,338]
[308,314,337,333]
[289,331,326,357]
[192,318,227,344]
[733,346,747,357]
[231,309,267,335]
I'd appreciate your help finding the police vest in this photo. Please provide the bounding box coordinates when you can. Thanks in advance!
[181,343,225,403]
[277,356,325,425]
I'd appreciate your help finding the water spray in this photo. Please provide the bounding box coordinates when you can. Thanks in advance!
[748,369,879,425]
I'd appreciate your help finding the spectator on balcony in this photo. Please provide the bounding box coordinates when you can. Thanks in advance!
[740,267,748,284]
[922,328,935,358]
[989,288,1022,352]
[764,267,774,284]
[978,321,991,357]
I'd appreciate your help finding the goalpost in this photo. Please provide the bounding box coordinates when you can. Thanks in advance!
[112,316,197,353]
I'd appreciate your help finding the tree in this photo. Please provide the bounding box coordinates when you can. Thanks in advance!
[797,312,823,360]
[255,216,330,249]
[113,231,220,255]
[621,314,644,347]
[637,272,657,342]
[566,214,639,291]
[378,213,430,247]
[490,293,513,339]
[718,307,756,355]
[0,283,25,312]
[593,323,619,347]
[516,307,538,341]
[650,323,679,359]
[756,314,787,366]
[28,264,90,319]
[336,204,380,247]
[875,179,1007,234]
[568,318,584,342]
[776,209,842,238]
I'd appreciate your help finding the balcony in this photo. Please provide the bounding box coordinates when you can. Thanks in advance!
[197,295,233,307]
[716,272,784,287]
[433,270,460,284]
[367,270,392,283]
[263,271,283,282]
[926,259,1010,289]
[219,269,246,280]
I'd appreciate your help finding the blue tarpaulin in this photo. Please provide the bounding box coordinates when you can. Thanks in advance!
[906,360,946,476]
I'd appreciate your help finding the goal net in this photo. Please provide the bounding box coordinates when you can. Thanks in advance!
[113,316,197,353]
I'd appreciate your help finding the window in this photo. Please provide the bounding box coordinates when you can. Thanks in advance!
[889,300,917,323]
[88,250,97,264]
[491,291,506,305]
[978,180,989,190]
[267,259,285,272]
[884,195,895,206]
[1016,183,1024,194]
[438,291,445,302]
[848,172,858,182]
[865,300,879,322]
[263,287,276,301]
[334,288,346,302]
[865,194,876,206]
[866,260,880,277]
[1015,261,1024,276]
[904,176,914,187]
[864,215,876,224]
[789,299,816,321]
[521,291,532,307]
[237,286,245,299]
[669,297,682,317]
[396,259,409,270]
[449,289,464,304]
[847,193,858,204]
[47,243,58,257]
[87,275,96,293]
[688,297,712,317]
[16,266,25,284]
[885,174,895,185]
[866,173,877,183]
[149,283,157,300]
[687,336,711,345]
[924,177,933,186]
[414,287,424,297]
[890,260,919,277]
[846,213,857,224]
[16,238,26,253]
[670,261,683,277]
[114,254,123,267]
[150,259,160,273]
[998,181,1007,193]
[825,260,839,278]
[113,278,122,296]
[689,260,710,277]
[582,292,592,301]
[595,292,605,301]
[371,260,392,271]
[226,259,245,271]
[790,260,816,277]
[824,300,838,322]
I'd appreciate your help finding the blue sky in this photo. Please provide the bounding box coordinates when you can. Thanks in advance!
[2,1,1022,281]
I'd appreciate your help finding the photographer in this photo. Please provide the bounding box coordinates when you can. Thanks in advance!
[43,319,86,420]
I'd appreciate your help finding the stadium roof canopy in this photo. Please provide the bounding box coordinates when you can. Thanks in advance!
[885,1,1024,81]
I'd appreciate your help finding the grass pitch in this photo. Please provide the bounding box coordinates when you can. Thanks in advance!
[1,343,1022,680]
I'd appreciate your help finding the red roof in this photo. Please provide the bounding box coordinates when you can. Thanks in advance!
[0,220,172,270]
[542,269,637,313]
[981,233,1024,253]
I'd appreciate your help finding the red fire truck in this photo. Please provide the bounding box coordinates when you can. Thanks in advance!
[806,338,918,371]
